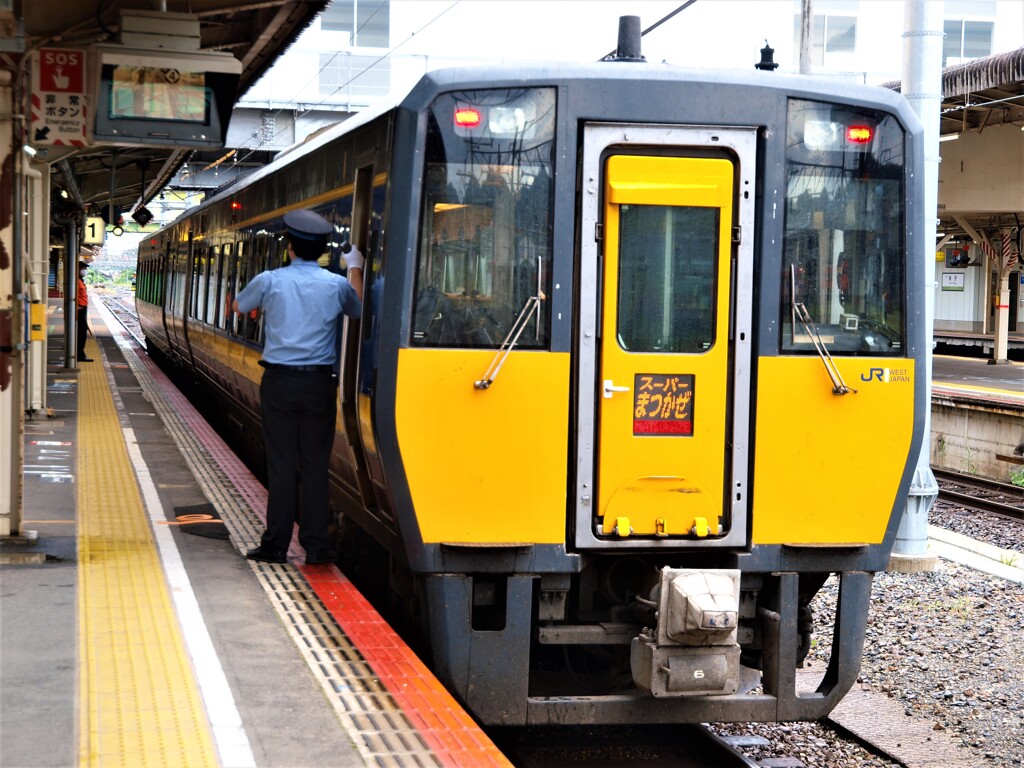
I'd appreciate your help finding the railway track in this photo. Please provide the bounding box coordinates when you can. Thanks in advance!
[491,724,762,767]
[96,288,146,347]
[934,467,1024,521]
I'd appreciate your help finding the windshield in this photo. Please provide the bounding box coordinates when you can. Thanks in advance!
[782,98,906,355]
[413,87,556,349]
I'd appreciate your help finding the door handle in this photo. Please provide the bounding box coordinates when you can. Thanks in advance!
[603,379,630,399]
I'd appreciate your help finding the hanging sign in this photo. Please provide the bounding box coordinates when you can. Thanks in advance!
[941,273,965,292]
[29,48,88,147]
[83,217,106,246]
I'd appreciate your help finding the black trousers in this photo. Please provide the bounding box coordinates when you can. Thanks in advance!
[76,305,88,357]
[258,367,338,554]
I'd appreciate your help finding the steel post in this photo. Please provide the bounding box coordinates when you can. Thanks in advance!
[891,0,941,569]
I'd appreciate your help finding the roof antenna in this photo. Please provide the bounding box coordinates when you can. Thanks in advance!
[604,16,645,62]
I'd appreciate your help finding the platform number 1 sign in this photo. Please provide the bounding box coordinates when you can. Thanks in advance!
[83,216,106,246]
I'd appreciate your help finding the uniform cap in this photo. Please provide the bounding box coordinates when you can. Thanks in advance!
[284,209,333,241]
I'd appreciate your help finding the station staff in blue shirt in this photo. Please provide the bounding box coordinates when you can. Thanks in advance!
[233,209,363,565]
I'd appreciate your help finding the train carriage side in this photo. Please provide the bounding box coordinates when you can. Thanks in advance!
[135,233,170,356]
[136,111,403,539]
[367,64,927,726]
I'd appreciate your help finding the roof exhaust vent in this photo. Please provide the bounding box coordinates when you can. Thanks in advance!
[606,15,645,62]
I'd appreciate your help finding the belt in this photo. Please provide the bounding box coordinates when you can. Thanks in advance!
[259,361,334,373]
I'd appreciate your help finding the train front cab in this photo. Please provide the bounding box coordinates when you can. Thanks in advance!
[384,76,923,726]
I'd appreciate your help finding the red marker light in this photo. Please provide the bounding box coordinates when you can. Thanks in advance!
[454,107,482,128]
[846,125,873,143]
[230,201,242,210]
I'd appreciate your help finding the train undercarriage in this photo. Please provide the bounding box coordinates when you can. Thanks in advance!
[339,520,871,726]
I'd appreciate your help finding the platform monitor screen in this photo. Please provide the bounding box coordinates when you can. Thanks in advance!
[92,50,240,149]
[109,65,207,123]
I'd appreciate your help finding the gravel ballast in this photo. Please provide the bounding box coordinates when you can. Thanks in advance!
[713,504,1024,767]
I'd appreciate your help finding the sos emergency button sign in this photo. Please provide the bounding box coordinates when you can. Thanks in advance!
[30,48,88,147]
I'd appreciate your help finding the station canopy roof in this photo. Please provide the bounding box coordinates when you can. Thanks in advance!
[935,47,1024,138]
[884,46,1024,238]
[20,0,328,237]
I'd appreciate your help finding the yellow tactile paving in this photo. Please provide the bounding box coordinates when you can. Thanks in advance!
[933,381,1024,398]
[76,334,219,767]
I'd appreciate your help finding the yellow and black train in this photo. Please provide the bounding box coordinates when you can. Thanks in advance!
[137,44,927,725]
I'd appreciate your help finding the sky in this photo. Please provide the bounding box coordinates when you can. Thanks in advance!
[393,2,713,60]
[381,1,795,71]
[392,1,1024,82]
[258,0,1021,102]
[242,0,1024,121]
[131,0,1024,252]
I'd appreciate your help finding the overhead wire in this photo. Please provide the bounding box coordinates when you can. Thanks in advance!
[231,0,463,165]
[600,0,700,59]
[295,0,397,116]
[214,1,698,173]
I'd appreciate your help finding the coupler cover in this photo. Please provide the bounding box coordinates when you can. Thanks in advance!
[631,568,741,697]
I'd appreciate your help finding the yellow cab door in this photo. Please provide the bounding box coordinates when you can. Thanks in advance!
[595,154,736,541]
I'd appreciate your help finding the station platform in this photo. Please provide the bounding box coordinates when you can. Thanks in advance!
[931,352,1023,404]
[934,329,1024,360]
[930,352,1022,487]
[2,298,1020,768]
[0,297,510,768]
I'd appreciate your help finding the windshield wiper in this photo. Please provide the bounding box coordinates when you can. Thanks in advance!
[474,296,542,390]
[790,266,857,396]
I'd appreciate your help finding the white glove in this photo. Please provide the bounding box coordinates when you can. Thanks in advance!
[345,245,364,271]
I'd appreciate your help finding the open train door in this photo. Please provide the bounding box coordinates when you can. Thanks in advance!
[574,125,756,550]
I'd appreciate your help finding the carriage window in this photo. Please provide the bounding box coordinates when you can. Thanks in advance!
[216,243,232,329]
[782,99,906,355]
[191,248,206,319]
[225,241,243,334]
[205,245,220,324]
[239,234,266,342]
[413,87,555,348]
[172,246,187,320]
[618,205,718,353]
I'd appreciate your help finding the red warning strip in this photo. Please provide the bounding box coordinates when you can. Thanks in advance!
[302,565,512,767]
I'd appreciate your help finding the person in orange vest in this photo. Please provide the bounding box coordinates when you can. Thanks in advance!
[77,258,92,362]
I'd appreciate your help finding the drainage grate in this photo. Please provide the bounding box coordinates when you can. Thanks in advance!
[252,562,440,767]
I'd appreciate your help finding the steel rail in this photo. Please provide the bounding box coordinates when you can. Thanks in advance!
[933,467,1024,521]
[933,467,1024,497]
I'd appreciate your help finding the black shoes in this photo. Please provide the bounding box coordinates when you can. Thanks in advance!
[246,546,287,564]
[304,550,337,565]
